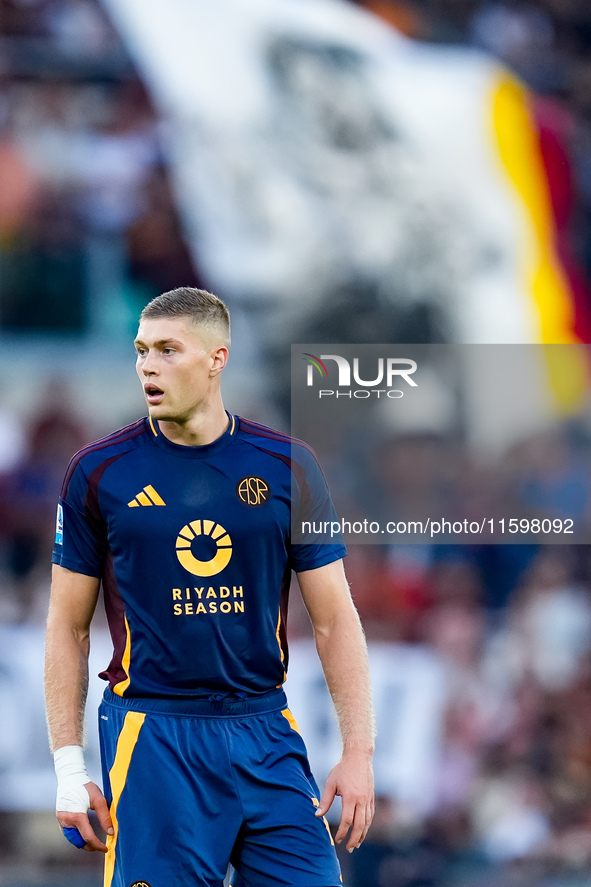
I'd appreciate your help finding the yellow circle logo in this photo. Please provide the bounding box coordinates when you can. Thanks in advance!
[175,519,232,577]
[236,476,270,506]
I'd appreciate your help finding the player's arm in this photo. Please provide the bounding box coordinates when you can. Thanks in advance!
[297,558,375,852]
[45,564,113,852]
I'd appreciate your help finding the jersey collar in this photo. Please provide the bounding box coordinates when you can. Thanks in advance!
[148,413,238,459]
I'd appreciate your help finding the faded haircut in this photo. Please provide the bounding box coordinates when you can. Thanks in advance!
[140,287,230,345]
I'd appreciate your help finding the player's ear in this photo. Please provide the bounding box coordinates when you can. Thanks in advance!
[210,345,229,375]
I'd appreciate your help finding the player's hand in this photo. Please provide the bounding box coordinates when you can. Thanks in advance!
[57,781,113,853]
[315,749,374,852]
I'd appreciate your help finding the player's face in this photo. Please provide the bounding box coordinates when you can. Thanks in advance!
[134,316,227,423]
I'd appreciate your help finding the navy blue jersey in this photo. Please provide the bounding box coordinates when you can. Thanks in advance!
[52,415,345,699]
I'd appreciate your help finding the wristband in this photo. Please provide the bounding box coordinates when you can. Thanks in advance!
[53,745,91,814]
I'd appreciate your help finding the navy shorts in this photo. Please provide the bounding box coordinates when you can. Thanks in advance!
[98,688,342,887]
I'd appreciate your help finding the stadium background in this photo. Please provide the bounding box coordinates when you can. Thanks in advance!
[2,0,591,885]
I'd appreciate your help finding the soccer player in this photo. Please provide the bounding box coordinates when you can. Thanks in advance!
[45,287,375,887]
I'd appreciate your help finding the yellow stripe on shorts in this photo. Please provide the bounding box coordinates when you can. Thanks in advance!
[104,711,145,887]
[281,708,301,734]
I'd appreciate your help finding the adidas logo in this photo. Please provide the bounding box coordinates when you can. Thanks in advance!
[128,485,166,507]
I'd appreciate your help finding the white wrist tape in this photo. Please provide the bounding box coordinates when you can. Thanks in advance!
[53,745,91,813]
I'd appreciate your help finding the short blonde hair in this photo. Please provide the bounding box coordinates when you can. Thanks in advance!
[140,287,230,345]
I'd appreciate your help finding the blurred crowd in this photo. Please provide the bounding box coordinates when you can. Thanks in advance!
[1,0,591,341]
[283,415,591,884]
[334,544,591,886]
[0,385,91,623]
[0,0,202,339]
[2,1,591,886]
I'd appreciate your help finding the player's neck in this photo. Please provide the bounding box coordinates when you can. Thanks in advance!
[156,401,229,447]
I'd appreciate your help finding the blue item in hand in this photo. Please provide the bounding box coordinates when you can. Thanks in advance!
[63,826,86,849]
